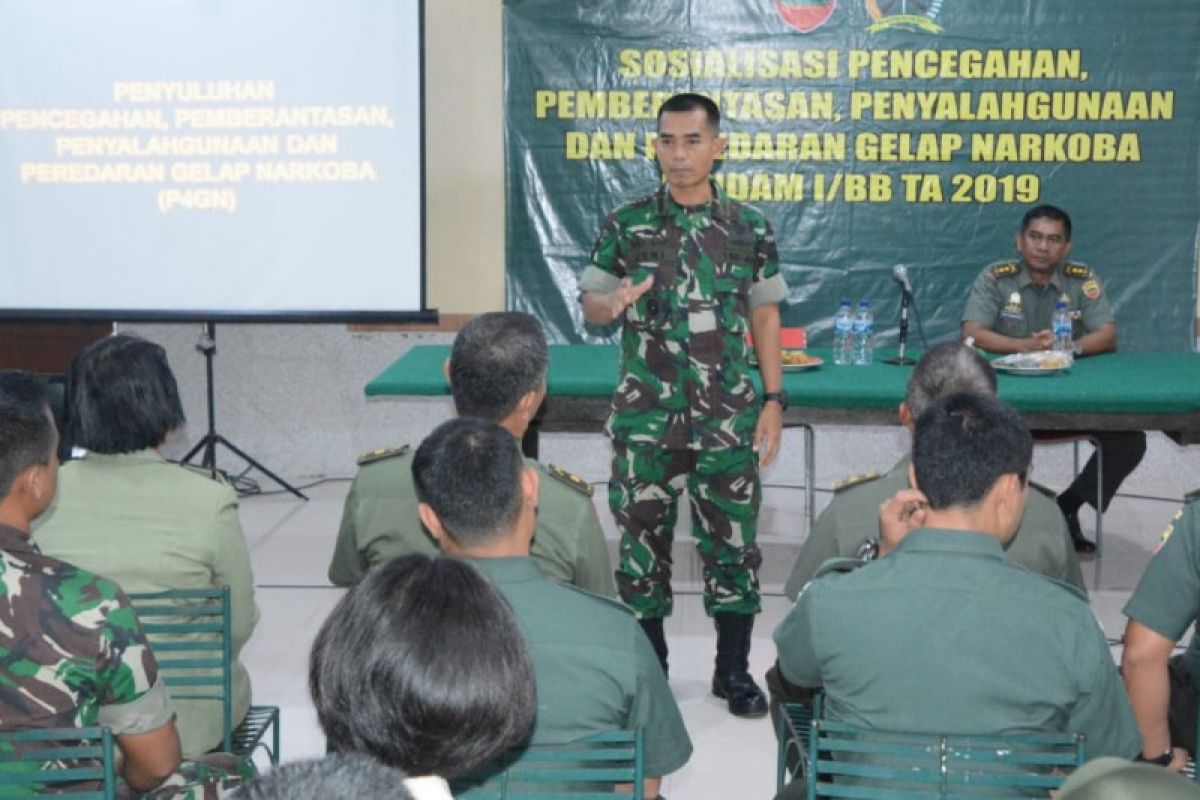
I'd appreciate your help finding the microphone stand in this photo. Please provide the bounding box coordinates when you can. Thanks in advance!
[883,288,917,366]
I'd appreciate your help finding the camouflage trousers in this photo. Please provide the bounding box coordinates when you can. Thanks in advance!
[117,752,254,799]
[609,442,762,619]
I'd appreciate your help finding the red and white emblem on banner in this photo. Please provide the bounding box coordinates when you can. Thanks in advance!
[775,0,837,33]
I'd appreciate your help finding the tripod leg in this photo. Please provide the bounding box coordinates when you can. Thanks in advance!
[215,435,308,500]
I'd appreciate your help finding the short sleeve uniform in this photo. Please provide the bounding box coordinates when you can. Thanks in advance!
[469,557,692,778]
[329,448,616,598]
[962,260,1114,339]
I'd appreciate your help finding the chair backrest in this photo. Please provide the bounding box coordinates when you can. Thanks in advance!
[0,726,116,799]
[807,719,1086,799]
[127,586,233,753]
[454,729,645,800]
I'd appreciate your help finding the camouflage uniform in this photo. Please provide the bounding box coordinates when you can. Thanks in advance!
[0,524,248,798]
[579,180,787,618]
[962,259,1146,513]
[327,446,616,598]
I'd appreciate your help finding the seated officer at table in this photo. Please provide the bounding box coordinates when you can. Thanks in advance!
[772,393,1140,798]
[961,204,1146,553]
[1120,490,1200,771]
[412,418,692,800]
[328,312,615,597]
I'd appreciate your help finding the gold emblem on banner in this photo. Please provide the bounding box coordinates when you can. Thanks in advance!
[865,0,944,34]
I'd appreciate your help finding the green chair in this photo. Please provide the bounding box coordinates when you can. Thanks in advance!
[0,726,116,799]
[128,586,280,765]
[453,729,645,799]
[777,695,825,792]
[804,719,1086,799]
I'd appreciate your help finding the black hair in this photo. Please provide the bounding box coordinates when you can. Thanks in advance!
[657,92,721,134]
[1021,204,1073,241]
[449,312,548,422]
[0,371,55,499]
[65,334,185,453]
[905,342,997,419]
[237,754,414,799]
[310,554,536,779]
[912,393,1032,511]
[411,418,525,547]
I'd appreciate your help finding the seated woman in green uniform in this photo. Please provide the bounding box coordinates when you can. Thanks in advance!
[32,334,260,759]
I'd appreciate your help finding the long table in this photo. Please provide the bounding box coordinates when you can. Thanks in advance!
[366,345,1200,443]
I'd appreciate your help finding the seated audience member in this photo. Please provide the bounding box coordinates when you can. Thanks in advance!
[783,340,1084,600]
[412,419,692,800]
[237,755,414,799]
[32,334,260,759]
[1121,496,1200,769]
[0,371,247,798]
[328,311,615,597]
[310,553,536,800]
[1055,756,1200,799]
[772,393,1140,798]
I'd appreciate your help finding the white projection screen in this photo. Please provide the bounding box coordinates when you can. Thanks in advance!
[0,0,429,322]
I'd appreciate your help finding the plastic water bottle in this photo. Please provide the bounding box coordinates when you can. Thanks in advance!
[852,300,874,365]
[1052,299,1072,353]
[832,299,854,365]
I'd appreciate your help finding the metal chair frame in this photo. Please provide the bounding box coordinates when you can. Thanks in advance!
[0,725,117,799]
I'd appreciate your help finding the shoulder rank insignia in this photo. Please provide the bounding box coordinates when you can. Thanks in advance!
[357,444,409,466]
[1063,263,1092,279]
[833,471,880,492]
[991,262,1019,277]
[547,464,594,497]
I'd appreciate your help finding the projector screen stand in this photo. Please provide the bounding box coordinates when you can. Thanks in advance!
[180,322,308,500]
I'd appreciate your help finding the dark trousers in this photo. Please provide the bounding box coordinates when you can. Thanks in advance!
[1168,654,1199,754]
[1061,430,1147,511]
[766,663,820,800]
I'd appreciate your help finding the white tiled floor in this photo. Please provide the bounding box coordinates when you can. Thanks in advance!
[237,468,1188,799]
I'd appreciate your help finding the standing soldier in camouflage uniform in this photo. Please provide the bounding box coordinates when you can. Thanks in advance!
[0,371,248,799]
[579,93,788,717]
[962,204,1146,553]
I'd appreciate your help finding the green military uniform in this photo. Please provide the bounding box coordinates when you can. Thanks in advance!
[782,457,1086,600]
[962,259,1114,340]
[773,528,1140,759]
[31,450,259,760]
[962,258,1145,515]
[1057,757,1200,799]
[327,446,616,598]
[1123,501,1200,753]
[468,557,692,778]
[0,524,249,799]
[579,179,788,618]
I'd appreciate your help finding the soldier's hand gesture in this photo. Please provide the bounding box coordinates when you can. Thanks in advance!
[610,276,654,319]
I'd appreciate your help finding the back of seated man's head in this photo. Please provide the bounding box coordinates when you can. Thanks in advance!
[912,392,1032,512]
[0,371,56,504]
[449,312,549,422]
[238,754,414,800]
[412,417,525,547]
[905,341,997,420]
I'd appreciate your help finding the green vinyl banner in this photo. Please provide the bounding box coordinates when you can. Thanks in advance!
[504,0,1199,350]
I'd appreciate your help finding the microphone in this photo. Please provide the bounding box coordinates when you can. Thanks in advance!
[884,264,917,366]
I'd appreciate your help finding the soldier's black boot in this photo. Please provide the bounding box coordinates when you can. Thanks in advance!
[639,618,669,678]
[711,612,768,718]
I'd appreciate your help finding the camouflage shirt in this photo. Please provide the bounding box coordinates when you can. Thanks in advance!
[580,180,787,450]
[0,523,171,735]
[962,259,1115,340]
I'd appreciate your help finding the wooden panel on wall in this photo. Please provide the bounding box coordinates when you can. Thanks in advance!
[0,323,111,374]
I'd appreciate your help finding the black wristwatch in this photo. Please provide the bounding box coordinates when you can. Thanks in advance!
[1136,750,1174,766]
[762,391,788,410]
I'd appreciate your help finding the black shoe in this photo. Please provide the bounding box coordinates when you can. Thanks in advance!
[639,618,669,679]
[1064,511,1096,554]
[712,613,768,718]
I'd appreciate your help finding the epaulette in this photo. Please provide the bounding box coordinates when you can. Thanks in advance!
[546,464,594,497]
[1063,263,1092,279]
[991,262,1019,277]
[833,471,880,492]
[813,557,867,579]
[357,444,409,467]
